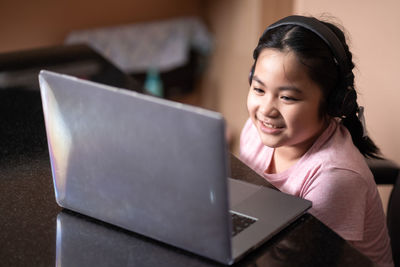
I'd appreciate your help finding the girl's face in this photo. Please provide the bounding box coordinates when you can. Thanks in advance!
[247,48,326,155]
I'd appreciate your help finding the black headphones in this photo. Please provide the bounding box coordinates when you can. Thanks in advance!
[250,15,357,118]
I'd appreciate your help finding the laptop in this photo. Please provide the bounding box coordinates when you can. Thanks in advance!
[39,70,311,265]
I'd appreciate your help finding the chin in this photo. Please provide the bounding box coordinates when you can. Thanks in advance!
[256,130,284,147]
[259,137,283,148]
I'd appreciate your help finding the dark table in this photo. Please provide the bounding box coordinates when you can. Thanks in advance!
[0,45,373,267]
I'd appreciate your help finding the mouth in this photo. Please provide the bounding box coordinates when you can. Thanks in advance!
[261,121,284,129]
[256,117,285,135]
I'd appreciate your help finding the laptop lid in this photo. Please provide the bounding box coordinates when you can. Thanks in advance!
[39,70,233,263]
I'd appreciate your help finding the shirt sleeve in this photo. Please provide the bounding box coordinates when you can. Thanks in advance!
[302,167,369,241]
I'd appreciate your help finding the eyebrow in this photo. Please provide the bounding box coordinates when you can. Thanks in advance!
[278,86,303,94]
[252,76,266,86]
[252,75,303,94]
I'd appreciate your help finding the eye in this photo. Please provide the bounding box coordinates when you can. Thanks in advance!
[253,87,265,94]
[280,95,298,102]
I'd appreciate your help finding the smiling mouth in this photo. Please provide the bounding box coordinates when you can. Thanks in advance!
[261,121,284,129]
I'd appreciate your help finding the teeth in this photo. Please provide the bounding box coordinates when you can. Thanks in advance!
[263,121,281,129]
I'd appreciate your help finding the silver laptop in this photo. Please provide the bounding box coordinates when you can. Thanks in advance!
[39,70,311,265]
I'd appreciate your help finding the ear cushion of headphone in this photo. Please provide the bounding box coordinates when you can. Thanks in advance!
[327,87,357,117]
[340,89,357,116]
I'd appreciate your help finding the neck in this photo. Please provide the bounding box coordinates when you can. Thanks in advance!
[268,148,304,174]
[275,137,316,162]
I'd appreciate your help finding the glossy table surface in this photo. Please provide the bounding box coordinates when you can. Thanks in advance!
[0,45,373,266]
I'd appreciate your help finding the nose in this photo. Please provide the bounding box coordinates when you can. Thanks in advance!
[259,96,280,118]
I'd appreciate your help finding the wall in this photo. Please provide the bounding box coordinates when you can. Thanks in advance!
[202,0,293,154]
[201,0,262,153]
[294,0,400,165]
[0,0,203,53]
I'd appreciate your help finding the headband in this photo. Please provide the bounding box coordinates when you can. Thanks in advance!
[263,15,350,81]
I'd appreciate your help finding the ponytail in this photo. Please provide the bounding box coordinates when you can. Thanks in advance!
[323,22,382,159]
[342,112,381,159]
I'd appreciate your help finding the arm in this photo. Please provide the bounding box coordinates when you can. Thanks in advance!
[303,168,368,241]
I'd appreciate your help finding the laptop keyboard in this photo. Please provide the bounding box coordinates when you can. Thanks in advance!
[231,212,257,236]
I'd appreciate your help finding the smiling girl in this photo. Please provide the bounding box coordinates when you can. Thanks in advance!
[239,16,393,266]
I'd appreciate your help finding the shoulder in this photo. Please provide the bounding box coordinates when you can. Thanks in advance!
[312,167,369,193]
[306,120,373,181]
[298,121,375,197]
[301,157,373,201]
[305,168,369,240]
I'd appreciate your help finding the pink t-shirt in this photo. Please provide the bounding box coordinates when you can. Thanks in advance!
[240,118,393,267]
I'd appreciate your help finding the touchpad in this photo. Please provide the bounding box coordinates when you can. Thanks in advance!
[228,178,262,207]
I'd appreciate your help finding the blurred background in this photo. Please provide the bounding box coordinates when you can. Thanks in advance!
[1,0,398,210]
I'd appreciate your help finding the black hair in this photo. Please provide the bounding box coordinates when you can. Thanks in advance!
[250,17,381,159]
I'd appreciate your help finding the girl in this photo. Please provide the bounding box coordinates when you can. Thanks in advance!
[240,15,393,266]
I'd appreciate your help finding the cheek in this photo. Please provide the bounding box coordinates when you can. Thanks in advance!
[283,109,302,128]
[284,105,320,129]
[246,91,255,113]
